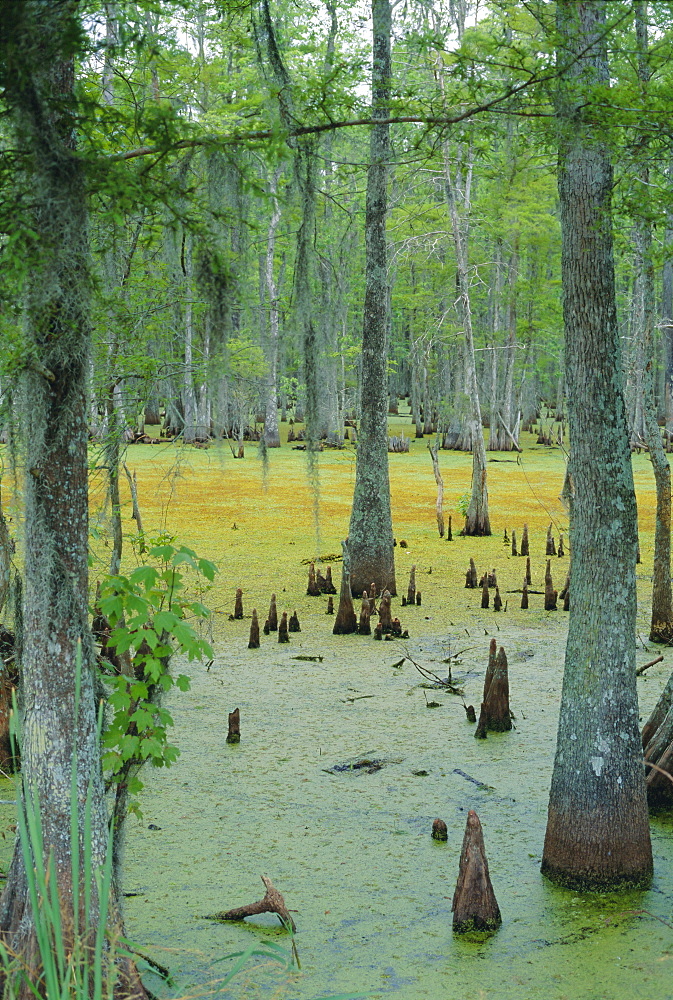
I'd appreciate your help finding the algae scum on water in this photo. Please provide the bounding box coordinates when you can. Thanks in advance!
[38,435,673,997]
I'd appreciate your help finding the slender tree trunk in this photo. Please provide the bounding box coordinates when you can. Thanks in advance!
[444,154,490,535]
[541,0,652,890]
[347,0,396,596]
[263,167,282,448]
[632,3,673,642]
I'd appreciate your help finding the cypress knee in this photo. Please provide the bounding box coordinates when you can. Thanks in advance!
[474,703,488,739]
[511,530,517,557]
[234,588,243,619]
[546,523,556,556]
[483,645,511,732]
[544,559,557,611]
[416,591,421,606]
[248,609,260,649]
[288,611,301,632]
[447,515,453,541]
[307,562,321,596]
[325,566,337,594]
[481,579,489,609]
[525,556,532,587]
[493,587,502,612]
[432,818,448,841]
[521,580,529,610]
[378,590,392,633]
[316,567,327,592]
[407,565,416,605]
[333,568,357,635]
[226,708,241,744]
[326,595,334,615]
[358,592,371,635]
[487,568,497,587]
[452,810,501,935]
[521,524,529,557]
[268,594,278,631]
[558,533,565,557]
[278,612,290,642]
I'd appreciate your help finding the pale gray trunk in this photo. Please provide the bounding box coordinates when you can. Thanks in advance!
[444,153,490,534]
[633,3,673,643]
[263,168,282,448]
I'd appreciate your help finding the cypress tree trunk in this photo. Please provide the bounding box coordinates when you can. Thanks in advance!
[347,0,396,597]
[632,2,673,643]
[263,167,282,448]
[541,0,652,890]
[0,4,146,993]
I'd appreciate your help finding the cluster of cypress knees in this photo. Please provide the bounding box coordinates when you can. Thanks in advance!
[465,523,569,613]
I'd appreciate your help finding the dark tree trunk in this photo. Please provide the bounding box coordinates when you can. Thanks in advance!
[541,0,652,891]
[347,0,396,597]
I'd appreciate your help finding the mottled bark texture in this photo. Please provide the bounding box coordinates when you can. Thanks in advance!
[0,3,147,995]
[541,1,652,891]
[347,0,396,597]
[452,811,501,934]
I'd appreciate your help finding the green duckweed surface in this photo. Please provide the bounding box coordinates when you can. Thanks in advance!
[105,434,673,1000]
[3,429,673,999]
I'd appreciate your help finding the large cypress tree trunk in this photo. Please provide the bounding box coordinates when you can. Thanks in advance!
[0,4,145,993]
[347,0,396,597]
[541,0,652,890]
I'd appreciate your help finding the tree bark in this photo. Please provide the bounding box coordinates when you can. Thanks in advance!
[347,0,396,596]
[632,2,673,643]
[541,0,652,891]
[0,4,147,993]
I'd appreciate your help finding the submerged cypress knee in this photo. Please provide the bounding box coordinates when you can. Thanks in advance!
[234,588,243,619]
[248,609,260,649]
[226,708,241,744]
[432,818,448,841]
[452,810,501,935]
[278,612,290,642]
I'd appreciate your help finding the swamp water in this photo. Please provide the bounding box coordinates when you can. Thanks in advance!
[7,431,673,999]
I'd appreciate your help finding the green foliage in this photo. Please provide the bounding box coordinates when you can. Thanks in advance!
[97,534,216,807]
[456,491,471,518]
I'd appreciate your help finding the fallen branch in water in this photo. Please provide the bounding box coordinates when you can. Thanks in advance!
[204,875,297,932]
[402,648,464,695]
[636,655,664,677]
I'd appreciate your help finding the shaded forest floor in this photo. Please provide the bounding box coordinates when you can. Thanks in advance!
[3,425,673,999]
